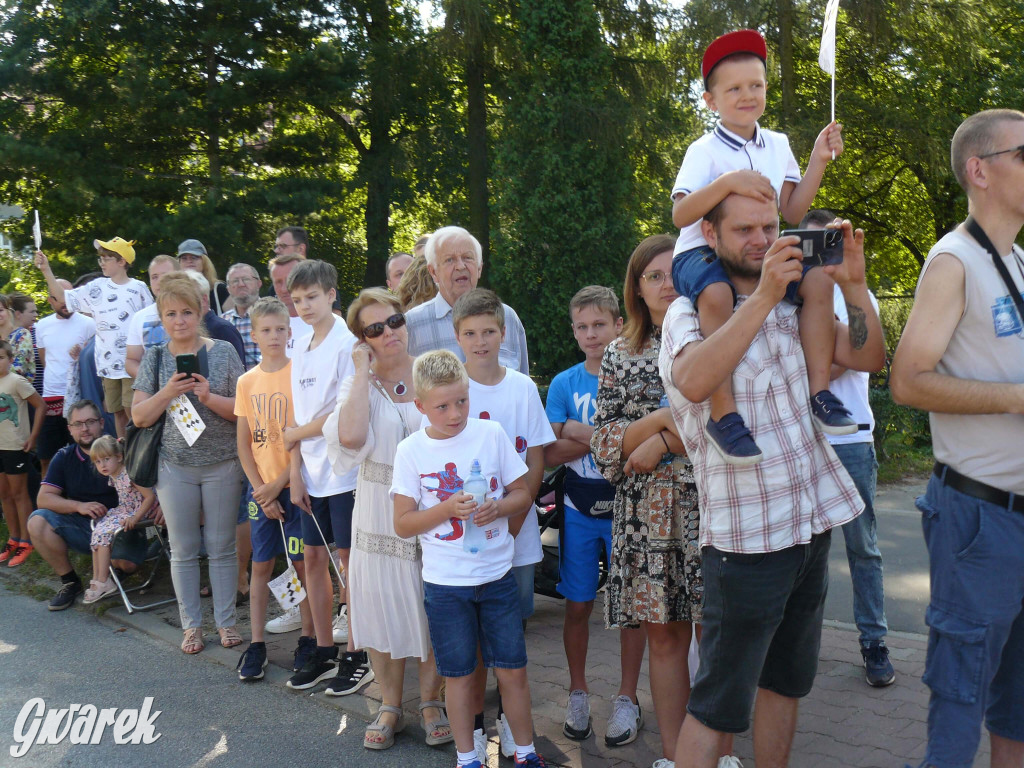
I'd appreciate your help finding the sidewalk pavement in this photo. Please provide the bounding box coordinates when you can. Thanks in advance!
[95,584,989,768]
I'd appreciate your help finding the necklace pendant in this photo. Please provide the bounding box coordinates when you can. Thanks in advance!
[394,381,407,396]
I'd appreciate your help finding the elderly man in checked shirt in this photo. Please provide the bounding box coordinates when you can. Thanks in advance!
[658,192,885,768]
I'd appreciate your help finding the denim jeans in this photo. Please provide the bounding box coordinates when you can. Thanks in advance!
[833,442,888,647]
[915,473,1024,768]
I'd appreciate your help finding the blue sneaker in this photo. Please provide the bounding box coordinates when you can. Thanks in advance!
[292,635,316,673]
[705,414,762,466]
[237,642,267,682]
[862,642,896,687]
[514,754,547,768]
[810,390,857,436]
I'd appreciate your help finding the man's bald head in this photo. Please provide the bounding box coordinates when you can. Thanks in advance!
[49,279,74,318]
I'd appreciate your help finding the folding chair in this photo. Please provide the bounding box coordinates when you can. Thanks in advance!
[106,520,177,614]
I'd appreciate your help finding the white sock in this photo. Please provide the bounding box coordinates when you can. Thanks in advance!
[514,743,536,761]
[457,750,478,767]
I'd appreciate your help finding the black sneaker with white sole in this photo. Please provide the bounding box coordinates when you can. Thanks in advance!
[49,579,83,611]
[286,648,338,690]
[324,650,375,696]
[237,642,268,682]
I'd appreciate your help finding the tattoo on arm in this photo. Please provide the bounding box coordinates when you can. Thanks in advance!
[846,303,868,349]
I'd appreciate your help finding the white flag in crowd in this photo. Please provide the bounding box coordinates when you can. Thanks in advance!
[819,0,840,75]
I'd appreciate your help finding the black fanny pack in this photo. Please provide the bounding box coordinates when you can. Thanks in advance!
[564,467,615,519]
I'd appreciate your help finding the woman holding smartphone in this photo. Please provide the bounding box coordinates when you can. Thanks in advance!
[132,272,245,655]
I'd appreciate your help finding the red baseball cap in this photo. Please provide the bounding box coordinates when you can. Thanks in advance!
[702,29,767,89]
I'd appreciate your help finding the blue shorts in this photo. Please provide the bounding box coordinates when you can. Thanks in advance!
[423,570,528,678]
[557,506,613,602]
[300,491,354,549]
[236,481,252,525]
[672,245,810,307]
[29,508,146,565]
[248,488,304,563]
[512,564,535,620]
[916,473,1024,767]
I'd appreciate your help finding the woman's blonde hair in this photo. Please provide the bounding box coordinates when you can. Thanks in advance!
[346,287,402,338]
[621,235,676,355]
[156,272,204,316]
[89,434,124,463]
[181,252,220,289]
[396,255,437,311]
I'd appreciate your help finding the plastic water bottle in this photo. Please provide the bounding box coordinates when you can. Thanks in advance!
[462,460,489,554]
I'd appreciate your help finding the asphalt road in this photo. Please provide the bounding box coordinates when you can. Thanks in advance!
[0,582,454,768]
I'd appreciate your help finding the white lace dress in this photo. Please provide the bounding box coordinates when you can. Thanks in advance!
[325,374,430,660]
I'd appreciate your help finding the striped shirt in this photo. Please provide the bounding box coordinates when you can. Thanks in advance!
[221,308,260,370]
[659,296,862,554]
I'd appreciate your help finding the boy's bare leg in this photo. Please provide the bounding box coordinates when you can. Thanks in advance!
[446,673,478,753]
[293,560,315,635]
[675,716,726,768]
[249,559,274,643]
[493,667,533,746]
[697,282,738,420]
[236,521,252,595]
[304,545,334,647]
[563,599,594,691]
[618,625,646,698]
[797,268,837,395]
[991,733,1024,768]
[11,474,32,541]
[337,547,353,651]
[114,409,128,440]
[647,621,692,760]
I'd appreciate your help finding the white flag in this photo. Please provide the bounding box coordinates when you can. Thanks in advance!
[32,210,41,250]
[819,0,840,75]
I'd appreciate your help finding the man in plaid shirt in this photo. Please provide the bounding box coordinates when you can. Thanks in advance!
[222,263,263,370]
[659,193,886,767]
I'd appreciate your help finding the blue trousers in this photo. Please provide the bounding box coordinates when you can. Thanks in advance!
[833,442,888,647]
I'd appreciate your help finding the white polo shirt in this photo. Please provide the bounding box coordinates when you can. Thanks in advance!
[671,122,802,255]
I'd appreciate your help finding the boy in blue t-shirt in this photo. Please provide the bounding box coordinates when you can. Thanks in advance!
[670,29,855,465]
[544,286,647,747]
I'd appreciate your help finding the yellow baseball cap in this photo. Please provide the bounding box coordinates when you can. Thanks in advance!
[93,236,136,264]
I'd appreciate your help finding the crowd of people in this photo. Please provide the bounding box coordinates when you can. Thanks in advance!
[3,28,1021,768]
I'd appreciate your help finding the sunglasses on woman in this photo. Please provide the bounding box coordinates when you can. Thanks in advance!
[362,313,406,339]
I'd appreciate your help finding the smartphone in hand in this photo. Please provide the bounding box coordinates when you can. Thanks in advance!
[781,228,844,267]
[175,354,199,378]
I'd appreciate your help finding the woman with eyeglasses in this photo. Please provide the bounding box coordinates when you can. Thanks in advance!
[324,288,449,751]
[592,234,703,768]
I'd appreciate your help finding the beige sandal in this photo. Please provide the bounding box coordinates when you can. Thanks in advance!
[218,626,243,648]
[364,704,405,750]
[181,627,204,655]
[419,700,453,746]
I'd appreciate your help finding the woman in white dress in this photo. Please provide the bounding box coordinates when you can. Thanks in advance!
[325,288,450,751]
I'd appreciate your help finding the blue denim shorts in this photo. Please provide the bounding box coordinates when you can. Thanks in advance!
[300,491,354,549]
[248,488,304,563]
[423,570,528,677]
[688,532,831,733]
[29,508,146,564]
[672,245,810,306]
[916,473,1024,767]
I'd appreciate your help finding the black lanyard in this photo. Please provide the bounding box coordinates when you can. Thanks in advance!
[965,216,1024,327]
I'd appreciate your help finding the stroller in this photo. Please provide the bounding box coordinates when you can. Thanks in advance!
[533,465,608,599]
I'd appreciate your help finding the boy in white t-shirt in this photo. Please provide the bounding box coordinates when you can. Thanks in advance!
[393,350,546,768]
[451,288,555,759]
[281,260,369,695]
[670,29,853,466]
[35,237,154,439]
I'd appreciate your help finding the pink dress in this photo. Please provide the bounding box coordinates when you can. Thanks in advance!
[90,470,144,548]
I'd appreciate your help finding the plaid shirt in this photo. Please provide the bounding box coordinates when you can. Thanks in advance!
[659,296,863,554]
[221,308,260,370]
[406,293,530,374]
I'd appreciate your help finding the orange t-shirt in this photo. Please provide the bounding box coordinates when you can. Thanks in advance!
[234,361,294,485]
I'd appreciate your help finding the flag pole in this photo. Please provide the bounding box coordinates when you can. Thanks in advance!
[831,68,836,159]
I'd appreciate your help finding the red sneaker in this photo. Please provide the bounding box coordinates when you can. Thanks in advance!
[7,543,34,568]
[0,540,18,564]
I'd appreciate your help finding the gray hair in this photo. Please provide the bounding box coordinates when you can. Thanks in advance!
[424,226,483,269]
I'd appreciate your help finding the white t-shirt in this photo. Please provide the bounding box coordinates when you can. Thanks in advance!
[463,370,554,566]
[391,418,527,586]
[64,278,153,379]
[671,122,801,255]
[286,315,311,357]
[36,313,96,398]
[291,316,357,496]
[126,304,167,350]
[826,286,879,446]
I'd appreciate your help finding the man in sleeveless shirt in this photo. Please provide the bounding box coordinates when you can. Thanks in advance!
[892,109,1024,768]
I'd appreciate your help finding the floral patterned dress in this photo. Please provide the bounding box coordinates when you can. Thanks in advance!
[8,327,34,379]
[90,470,144,548]
[592,330,703,628]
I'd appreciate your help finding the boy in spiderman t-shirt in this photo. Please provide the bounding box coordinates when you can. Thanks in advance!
[392,350,547,768]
